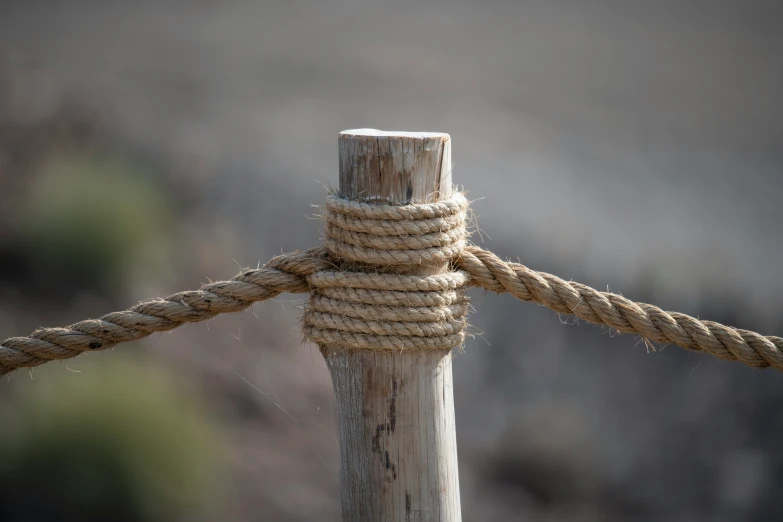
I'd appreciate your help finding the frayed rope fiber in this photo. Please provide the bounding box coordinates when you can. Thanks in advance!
[304,193,470,351]
[1,192,782,376]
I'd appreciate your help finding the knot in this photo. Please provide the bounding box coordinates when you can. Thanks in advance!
[304,193,470,352]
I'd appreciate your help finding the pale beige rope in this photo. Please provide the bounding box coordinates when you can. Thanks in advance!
[0,249,330,376]
[311,192,783,369]
[304,194,471,352]
[2,192,782,374]
[322,193,468,266]
[458,247,783,370]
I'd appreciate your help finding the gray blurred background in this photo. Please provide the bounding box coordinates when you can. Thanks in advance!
[1,1,782,520]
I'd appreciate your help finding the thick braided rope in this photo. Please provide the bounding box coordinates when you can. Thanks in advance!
[304,193,471,352]
[1,194,782,374]
[458,246,783,370]
[322,193,469,266]
[0,249,330,376]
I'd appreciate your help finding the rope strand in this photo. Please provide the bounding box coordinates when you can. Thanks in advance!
[457,246,783,369]
[1,192,781,375]
[0,248,330,375]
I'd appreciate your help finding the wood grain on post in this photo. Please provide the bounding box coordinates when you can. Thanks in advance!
[323,129,462,521]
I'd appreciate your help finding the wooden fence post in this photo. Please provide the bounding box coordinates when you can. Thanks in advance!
[322,129,462,521]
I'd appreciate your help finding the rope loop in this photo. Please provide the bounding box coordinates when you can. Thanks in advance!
[305,193,470,352]
[322,193,468,267]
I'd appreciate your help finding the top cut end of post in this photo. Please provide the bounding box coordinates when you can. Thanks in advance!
[338,129,453,203]
[340,129,450,140]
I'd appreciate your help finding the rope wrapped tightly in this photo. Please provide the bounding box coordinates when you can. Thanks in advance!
[1,192,783,375]
[322,193,468,266]
[304,193,470,352]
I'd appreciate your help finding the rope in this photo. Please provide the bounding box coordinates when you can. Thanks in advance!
[305,194,470,352]
[458,247,783,370]
[0,249,329,375]
[322,194,468,266]
[1,193,782,376]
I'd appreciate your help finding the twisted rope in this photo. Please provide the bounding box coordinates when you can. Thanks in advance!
[305,194,470,352]
[1,193,782,375]
[0,249,329,375]
[322,193,468,266]
[458,247,783,370]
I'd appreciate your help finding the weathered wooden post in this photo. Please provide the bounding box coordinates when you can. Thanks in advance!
[322,129,462,521]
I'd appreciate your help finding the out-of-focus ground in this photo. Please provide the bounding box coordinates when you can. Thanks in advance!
[1,1,782,520]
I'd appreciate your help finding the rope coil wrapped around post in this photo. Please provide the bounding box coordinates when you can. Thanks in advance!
[1,190,782,375]
[305,193,470,352]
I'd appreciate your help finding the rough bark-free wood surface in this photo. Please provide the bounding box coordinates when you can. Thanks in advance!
[323,130,461,521]
[338,129,452,206]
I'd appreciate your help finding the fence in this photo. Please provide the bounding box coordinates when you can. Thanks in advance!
[1,129,780,521]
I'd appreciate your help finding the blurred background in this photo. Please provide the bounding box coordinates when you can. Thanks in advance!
[1,0,782,520]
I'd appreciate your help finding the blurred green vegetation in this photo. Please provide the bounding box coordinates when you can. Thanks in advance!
[16,154,174,292]
[0,358,222,522]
